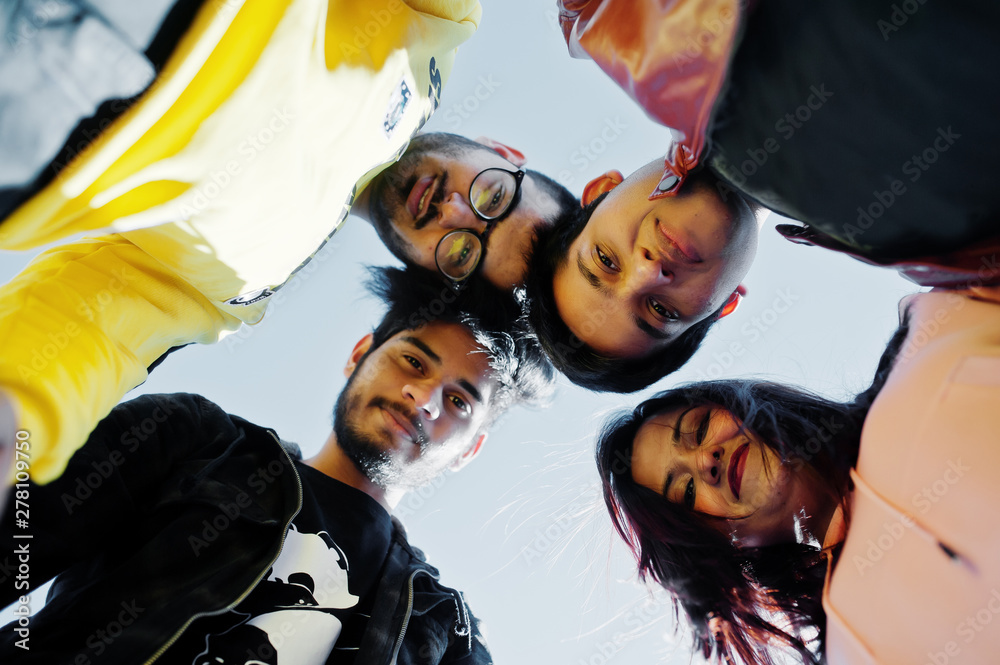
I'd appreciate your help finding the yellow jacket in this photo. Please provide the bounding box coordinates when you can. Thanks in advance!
[0,0,480,482]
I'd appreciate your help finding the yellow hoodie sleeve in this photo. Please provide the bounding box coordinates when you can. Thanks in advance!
[0,236,242,482]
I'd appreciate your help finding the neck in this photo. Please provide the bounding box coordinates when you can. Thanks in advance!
[303,431,392,510]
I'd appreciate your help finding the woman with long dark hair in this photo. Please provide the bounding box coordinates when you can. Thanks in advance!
[596,287,1000,664]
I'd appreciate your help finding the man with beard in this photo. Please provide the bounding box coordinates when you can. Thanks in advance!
[0,266,553,664]
[0,129,574,499]
[354,132,579,291]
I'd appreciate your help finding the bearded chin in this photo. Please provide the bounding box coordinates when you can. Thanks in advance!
[332,381,399,489]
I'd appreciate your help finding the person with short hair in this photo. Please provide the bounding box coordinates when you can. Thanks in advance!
[355,132,579,291]
[557,0,1000,288]
[0,265,553,664]
[523,160,761,392]
[594,285,1000,664]
[0,2,485,487]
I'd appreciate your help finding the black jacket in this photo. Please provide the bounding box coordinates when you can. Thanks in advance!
[0,393,491,664]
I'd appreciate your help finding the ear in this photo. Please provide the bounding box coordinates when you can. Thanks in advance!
[718,284,747,319]
[450,433,486,471]
[344,333,374,377]
[474,137,527,167]
[582,170,624,206]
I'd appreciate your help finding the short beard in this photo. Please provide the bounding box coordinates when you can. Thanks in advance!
[332,379,398,490]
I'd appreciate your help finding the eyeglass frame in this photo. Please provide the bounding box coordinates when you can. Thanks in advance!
[433,167,526,291]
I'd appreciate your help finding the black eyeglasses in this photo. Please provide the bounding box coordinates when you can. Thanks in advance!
[434,167,525,290]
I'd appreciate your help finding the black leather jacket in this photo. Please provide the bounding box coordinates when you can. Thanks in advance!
[0,394,491,664]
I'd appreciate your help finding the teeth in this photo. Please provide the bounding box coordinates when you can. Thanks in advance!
[418,183,431,215]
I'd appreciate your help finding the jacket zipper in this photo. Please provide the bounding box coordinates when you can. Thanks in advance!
[142,432,304,664]
[388,569,424,664]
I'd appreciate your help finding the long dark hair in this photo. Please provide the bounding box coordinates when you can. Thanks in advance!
[595,311,911,664]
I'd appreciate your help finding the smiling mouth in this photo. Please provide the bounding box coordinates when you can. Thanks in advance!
[728,442,749,500]
[656,220,702,264]
[407,176,436,219]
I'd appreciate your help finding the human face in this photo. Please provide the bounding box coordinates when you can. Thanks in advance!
[552,161,758,358]
[334,322,495,490]
[630,405,821,548]
[370,146,560,289]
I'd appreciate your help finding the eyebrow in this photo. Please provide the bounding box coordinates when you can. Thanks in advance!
[457,379,483,404]
[663,407,694,499]
[401,336,441,364]
[576,251,675,342]
[576,253,612,295]
[401,336,483,404]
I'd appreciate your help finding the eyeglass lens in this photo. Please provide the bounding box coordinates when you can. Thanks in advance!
[435,232,483,280]
[470,169,517,220]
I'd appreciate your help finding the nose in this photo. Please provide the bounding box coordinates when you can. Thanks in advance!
[438,192,486,232]
[628,248,674,293]
[403,381,441,421]
[694,445,724,486]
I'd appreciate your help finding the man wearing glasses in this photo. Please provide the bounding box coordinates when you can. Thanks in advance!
[355,133,579,291]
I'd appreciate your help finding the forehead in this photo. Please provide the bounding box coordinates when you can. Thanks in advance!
[383,321,496,395]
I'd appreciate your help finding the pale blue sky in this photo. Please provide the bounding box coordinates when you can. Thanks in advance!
[0,1,918,662]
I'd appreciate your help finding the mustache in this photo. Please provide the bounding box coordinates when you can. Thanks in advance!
[369,396,427,447]
[414,172,448,230]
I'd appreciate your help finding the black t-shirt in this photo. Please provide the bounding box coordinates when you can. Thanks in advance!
[159,462,393,665]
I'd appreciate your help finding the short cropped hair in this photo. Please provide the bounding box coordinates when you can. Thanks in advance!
[523,184,723,393]
[367,132,578,270]
[365,265,555,423]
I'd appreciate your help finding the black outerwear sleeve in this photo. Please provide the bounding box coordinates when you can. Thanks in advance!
[0,393,301,664]
[0,393,217,607]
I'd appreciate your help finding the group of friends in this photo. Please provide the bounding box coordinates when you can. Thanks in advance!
[0,0,998,663]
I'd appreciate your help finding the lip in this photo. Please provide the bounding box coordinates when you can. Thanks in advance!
[406,176,436,219]
[656,220,702,264]
[728,442,749,500]
[381,407,417,444]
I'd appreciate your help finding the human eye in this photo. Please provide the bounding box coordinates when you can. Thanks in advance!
[475,183,506,215]
[684,478,696,510]
[403,354,424,373]
[447,243,473,269]
[595,246,619,272]
[647,297,678,322]
[448,393,471,415]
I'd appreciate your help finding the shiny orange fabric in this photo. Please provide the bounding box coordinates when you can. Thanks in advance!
[558,0,743,198]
